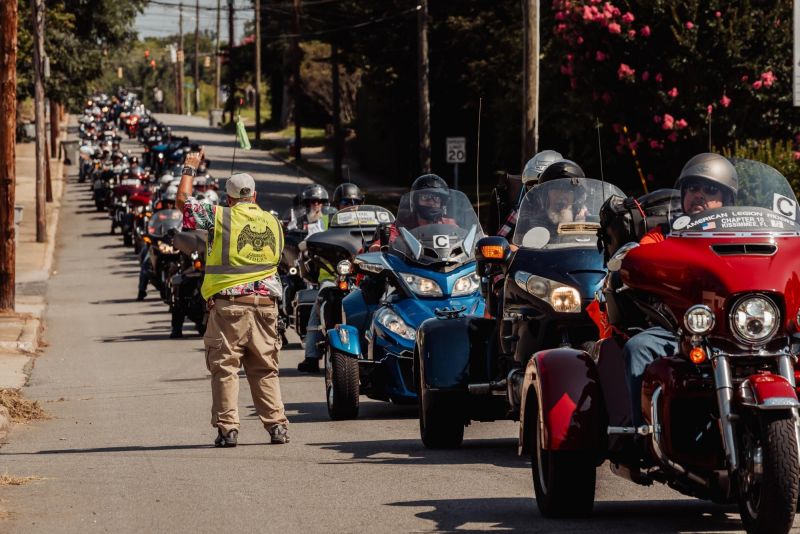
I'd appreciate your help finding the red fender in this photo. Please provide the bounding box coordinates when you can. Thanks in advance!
[740,373,799,409]
[519,348,603,454]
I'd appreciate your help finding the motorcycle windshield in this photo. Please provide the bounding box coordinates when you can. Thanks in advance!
[668,159,800,235]
[391,189,483,265]
[329,205,395,228]
[513,178,625,249]
[147,209,182,237]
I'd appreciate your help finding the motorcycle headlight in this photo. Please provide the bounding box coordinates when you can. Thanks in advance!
[158,242,176,254]
[337,260,353,275]
[514,271,582,313]
[376,308,416,340]
[730,295,780,344]
[684,305,715,335]
[401,273,442,297]
[452,272,480,296]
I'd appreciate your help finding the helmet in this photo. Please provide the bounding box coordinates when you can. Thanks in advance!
[300,184,329,204]
[163,185,178,202]
[159,173,173,189]
[674,153,738,202]
[410,174,449,221]
[333,183,364,206]
[202,190,220,205]
[538,159,585,184]
[521,150,563,187]
[130,156,139,165]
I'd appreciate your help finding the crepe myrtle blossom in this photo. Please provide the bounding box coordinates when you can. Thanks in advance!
[618,63,635,80]
[675,118,688,130]
[685,21,694,29]
[667,87,679,98]
[608,22,622,34]
[753,80,763,90]
[640,25,651,37]
[720,94,731,108]
[793,151,800,161]
[627,29,637,38]
[621,12,634,23]
[662,113,675,130]
[655,73,663,83]
[761,70,776,87]
[596,50,608,61]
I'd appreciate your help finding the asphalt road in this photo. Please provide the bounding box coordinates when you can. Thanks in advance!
[1,115,796,533]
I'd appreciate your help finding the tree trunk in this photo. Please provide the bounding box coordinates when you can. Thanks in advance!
[522,0,539,169]
[0,0,18,311]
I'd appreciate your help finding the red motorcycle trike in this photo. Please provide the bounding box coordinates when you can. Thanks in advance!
[519,159,800,533]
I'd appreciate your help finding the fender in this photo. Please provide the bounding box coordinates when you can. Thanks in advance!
[416,316,494,390]
[327,324,361,357]
[519,348,603,454]
[739,373,800,410]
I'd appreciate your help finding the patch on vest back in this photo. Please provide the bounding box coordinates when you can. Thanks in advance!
[237,224,276,255]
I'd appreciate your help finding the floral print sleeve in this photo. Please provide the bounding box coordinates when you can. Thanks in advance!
[182,197,216,230]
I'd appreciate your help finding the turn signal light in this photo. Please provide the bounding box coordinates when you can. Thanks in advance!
[338,280,348,291]
[480,245,504,259]
[142,236,151,244]
[689,347,707,364]
[193,260,203,270]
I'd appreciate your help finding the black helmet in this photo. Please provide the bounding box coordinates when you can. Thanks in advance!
[538,159,585,183]
[675,152,738,203]
[410,174,449,221]
[333,182,364,206]
[301,184,329,204]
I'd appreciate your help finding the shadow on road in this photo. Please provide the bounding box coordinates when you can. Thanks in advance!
[308,437,525,469]
[279,400,416,424]
[387,496,742,533]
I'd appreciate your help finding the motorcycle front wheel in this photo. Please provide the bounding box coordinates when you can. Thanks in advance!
[737,410,799,534]
[325,349,359,420]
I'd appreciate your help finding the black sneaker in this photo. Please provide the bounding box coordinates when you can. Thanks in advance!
[214,429,238,448]
[136,290,146,301]
[267,424,290,444]
[297,358,320,374]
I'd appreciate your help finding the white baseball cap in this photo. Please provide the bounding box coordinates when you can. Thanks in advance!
[226,173,256,198]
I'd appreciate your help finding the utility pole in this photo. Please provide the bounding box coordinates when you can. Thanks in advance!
[177,2,185,115]
[292,0,302,159]
[332,39,342,181]
[214,0,221,109]
[228,0,235,122]
[417,0,431,174]
[194,0,200,112]
[522,0,539,168]
[0,0,18,311]
[254,0,262,141]
[31,0,46,243]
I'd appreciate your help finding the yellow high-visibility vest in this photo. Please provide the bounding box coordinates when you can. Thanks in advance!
[200,203,283,299]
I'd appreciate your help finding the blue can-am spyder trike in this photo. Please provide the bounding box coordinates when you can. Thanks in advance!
[324,190,485,420]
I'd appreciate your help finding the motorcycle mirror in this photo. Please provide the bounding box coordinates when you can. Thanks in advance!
[607,241,639,272]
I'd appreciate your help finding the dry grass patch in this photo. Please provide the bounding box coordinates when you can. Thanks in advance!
[0,389,49,423]
[0,474,42,486]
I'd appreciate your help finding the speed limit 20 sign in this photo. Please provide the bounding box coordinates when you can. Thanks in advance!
[446,137,466,164]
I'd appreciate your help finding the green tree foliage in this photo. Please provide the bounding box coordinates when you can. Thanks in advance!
[17,0,149,108]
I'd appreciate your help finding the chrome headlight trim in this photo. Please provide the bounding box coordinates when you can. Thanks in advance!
[684,304,715,335]
[400,272,443,297]
[729,295,780,345]
[514,270,581,313]
[375,308,416,340]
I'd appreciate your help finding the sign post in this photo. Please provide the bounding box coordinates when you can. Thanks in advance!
[445,136,466,190]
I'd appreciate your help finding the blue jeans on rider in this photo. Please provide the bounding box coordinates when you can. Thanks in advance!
[622,326,677,426]
[138,248,151,295]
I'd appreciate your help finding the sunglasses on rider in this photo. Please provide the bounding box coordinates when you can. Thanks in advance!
[338,198,361,206]
[417,193,442,203]
[685,182,721,196]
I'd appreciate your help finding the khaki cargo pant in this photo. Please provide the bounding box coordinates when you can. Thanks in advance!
[204,299,288,434]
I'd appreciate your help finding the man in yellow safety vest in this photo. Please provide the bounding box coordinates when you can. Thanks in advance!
[179,149,289,447]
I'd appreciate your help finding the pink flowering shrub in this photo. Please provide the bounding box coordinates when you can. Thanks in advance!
[546,0,799,189]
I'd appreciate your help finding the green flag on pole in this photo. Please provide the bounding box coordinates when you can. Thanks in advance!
[235,115,251,150]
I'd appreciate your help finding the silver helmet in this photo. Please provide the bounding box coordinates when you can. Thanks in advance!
[521,149,563,187]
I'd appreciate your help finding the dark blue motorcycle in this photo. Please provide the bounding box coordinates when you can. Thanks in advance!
[415,177,625,447]
[324,190,485,420]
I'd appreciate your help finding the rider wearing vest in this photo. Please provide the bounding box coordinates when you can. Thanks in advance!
[179,151,290,448]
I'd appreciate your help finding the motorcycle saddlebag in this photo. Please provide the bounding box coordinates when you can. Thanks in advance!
[598,188,679,264]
